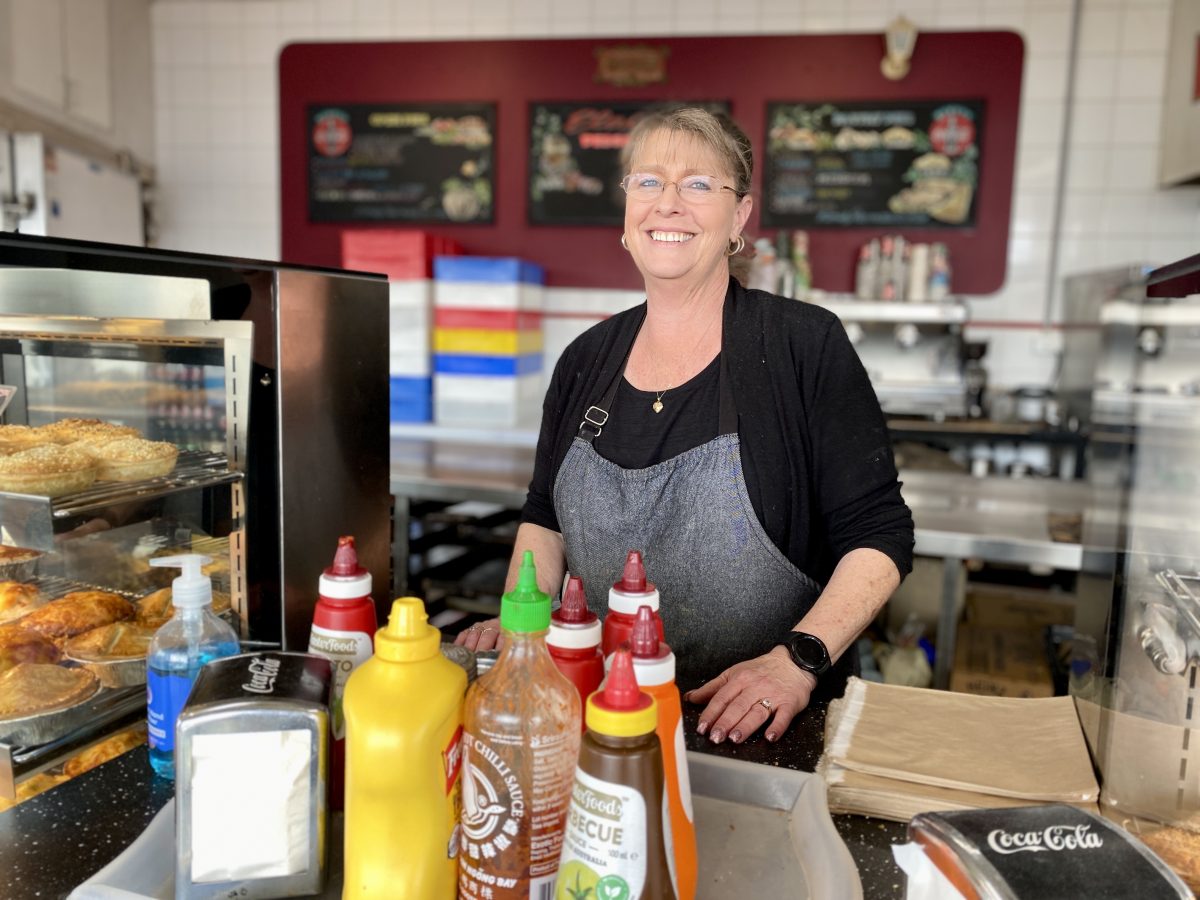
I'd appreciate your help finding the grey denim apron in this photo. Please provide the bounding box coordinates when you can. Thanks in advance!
[553,309,822,690]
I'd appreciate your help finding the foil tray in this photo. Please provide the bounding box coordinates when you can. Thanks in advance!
[689,751,863,900]
[65,653,147,688]
[0,679,106,746]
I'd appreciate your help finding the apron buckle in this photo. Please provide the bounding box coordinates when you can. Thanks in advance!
[580,405,609,439]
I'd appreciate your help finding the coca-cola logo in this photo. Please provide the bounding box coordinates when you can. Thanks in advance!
[987,824,1103,855]
[242,656,281,694]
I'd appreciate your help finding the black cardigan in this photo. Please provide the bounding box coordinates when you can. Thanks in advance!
[522,278,914,586]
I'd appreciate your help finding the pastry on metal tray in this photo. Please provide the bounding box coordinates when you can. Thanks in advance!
[0,626,61,673]
[0,581,42,624]
[0,444,97,497]
[35,418,140,445]
[17,590,135,643]
[64,622,157,661]
[136,586,231,628]
[74,437,179,482]
[0,662,99,718]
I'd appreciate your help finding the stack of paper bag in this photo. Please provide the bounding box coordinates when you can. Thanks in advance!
[817,677,1099,821]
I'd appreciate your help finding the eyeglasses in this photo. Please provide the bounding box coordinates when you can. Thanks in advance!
[620,173,739,203]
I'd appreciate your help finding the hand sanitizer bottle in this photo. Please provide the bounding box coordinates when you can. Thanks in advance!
[146,554,240,779]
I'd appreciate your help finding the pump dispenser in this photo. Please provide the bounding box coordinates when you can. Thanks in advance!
[145,554,239,779]
[631,606,697,900]
[558,650,677,900]
[547,575,604,722]
[603,550,666,659]
[460,550,581,900]
[342,596,466,899]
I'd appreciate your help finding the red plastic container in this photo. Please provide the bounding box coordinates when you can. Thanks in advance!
[547,575,604,727]
[307,535,377,810]
[602,550,665,659]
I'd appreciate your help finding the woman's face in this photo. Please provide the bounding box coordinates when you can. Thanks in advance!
[623,129,753,291]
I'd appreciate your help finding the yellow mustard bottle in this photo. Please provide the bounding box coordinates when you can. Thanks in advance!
[342,596,467,899]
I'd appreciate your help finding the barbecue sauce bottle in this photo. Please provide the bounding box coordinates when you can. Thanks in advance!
[557,649,677,900]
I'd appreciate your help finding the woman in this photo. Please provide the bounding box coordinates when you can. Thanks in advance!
[458,108,913,745]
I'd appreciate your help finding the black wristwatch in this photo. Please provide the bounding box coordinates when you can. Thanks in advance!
[777,631,831,677]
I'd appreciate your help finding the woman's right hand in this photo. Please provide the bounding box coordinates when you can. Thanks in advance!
[454,618,504,651]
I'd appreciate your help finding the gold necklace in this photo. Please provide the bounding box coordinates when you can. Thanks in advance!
[647,304,721,414]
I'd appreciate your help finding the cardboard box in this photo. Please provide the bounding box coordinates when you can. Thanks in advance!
[950,623,1054,698]
[965,584,1075,631]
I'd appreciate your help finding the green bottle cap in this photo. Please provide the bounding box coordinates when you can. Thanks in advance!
[499,550,551,633]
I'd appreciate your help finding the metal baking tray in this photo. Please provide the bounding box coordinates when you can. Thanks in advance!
[0,678,105,746]
[689,751,863,899]
[65,653,147,688]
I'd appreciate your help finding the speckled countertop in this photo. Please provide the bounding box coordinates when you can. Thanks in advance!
[0,694,905,900]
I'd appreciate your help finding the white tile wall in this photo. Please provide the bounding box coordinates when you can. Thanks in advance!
[150,0,1200,389]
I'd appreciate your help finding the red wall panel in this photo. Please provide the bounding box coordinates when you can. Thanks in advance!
[279,33,1023,294]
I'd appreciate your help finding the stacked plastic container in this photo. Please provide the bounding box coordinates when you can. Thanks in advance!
[432,256,545,428]
[341,230,462,424]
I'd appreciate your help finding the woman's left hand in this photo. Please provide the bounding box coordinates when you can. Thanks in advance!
[684,646,817,744]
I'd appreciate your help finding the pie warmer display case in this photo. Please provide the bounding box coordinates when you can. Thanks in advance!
[1072,252,1200,851]
[0,232,390,801]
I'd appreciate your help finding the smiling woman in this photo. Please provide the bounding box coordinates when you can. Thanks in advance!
[457,107,914,750]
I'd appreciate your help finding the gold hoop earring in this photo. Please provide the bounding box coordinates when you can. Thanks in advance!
[620,234,629,251]
[726,235,746,256]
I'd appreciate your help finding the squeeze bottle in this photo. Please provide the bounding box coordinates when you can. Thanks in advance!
[547,575,604,724]
[342,596,467,899]
[631,605,697,900]
[556,649,677,900]
[460,550,582,900]
[145,554,239,779]
[603,550,665,659]
[307,534,377,809]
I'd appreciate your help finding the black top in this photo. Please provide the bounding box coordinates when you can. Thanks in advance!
[522,277,915,585]
[598,353,721,469]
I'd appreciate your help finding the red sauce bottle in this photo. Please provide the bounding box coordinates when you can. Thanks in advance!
[547,575,604,727]
[602,550,665,660]
[307,535,377,810]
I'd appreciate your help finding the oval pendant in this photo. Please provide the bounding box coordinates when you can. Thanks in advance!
[652,399,664,413]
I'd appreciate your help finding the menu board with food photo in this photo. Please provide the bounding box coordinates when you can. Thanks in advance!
[308,103,495,224]
[528,101,729,226]
[763,100,984,229]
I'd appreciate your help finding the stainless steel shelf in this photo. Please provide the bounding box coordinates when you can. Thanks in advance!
[0,450,242,549]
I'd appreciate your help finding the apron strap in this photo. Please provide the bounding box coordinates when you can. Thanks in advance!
[578,306,645,444]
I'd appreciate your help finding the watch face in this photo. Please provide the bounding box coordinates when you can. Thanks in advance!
[790,633,830,673]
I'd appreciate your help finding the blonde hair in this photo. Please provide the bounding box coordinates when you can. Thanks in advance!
[622,107,753,197]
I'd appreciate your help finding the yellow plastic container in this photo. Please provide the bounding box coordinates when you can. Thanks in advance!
[433,327,543,355]
[342,596,467,899]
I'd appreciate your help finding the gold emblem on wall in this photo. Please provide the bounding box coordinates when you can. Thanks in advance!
[594,44,670,87]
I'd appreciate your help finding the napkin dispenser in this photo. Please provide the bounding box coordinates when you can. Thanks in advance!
[175,651,332,900]
[904,804,1191,900]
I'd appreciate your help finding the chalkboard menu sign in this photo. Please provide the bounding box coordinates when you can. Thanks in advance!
[528,101,728,226]
[308,103,495,224]
[762,100,984,229]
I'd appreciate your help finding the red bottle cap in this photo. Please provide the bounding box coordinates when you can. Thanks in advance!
[613,549,654,594]
[586,650,657,734]
[630,605,660,658]
[319,535,373,600]
[553,576,597,625]
[326,535,367,578]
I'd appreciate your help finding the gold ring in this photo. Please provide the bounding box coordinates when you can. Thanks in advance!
[757,698,772,711]
[481,626,497,634]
